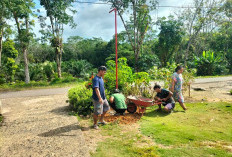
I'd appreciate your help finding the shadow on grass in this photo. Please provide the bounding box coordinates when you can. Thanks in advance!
[144,110,170,118]
[38,123,81,137]
[144,109,185,118]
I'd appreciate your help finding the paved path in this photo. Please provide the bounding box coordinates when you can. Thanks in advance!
[194,76,232,84]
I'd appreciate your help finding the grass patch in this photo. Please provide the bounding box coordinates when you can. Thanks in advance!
[91,102,232,157]
[93,123,158,157]
[156,146,230,157]
[140,102,232,156]
[0,80,83,92]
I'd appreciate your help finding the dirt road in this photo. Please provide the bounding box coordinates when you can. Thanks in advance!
[0,94,89,157]
[190,76,232,102]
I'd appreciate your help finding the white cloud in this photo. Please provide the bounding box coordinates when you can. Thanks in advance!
[31,0,195,42]
[63,3,125,41]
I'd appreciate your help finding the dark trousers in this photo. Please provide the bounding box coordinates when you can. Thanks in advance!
[109,102,126,114]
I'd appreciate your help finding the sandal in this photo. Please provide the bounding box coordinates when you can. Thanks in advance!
[98,121,107,125]
[93,124,99,130]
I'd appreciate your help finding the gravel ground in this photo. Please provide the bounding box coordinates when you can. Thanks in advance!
[0,95,89,157]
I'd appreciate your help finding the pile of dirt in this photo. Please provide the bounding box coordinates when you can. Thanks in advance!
[104,113,142,124]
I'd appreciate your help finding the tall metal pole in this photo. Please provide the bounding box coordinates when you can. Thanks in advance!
[110,8,118,89]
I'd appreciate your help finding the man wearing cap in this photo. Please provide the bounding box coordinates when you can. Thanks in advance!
[109,89,127,115]
[92,66,110,129]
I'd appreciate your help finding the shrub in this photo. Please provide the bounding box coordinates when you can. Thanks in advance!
[104,57,152,97]
[0,73,6,84]
[148,63,196,92]
[230,89,232,95]
[123,72,153,98]
[50,72,78,84]
[194,51,229,76]
[62,60,93,79]
[104,57,133,94]
[137,53,160,71]
[15,62,56,82]
[29,63,48,81]
[0,39,18,83]
[68,85,93,116]
[43,61,56,81]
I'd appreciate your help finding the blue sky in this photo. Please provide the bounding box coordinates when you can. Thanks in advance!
[32,0,193,42]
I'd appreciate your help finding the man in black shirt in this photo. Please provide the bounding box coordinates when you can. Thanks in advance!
[154,84,175,113]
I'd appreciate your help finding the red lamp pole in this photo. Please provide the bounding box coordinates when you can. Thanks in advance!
[109,8,118,89]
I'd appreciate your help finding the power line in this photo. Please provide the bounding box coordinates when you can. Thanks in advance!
[75,1,111,5]
[74,1,221,9]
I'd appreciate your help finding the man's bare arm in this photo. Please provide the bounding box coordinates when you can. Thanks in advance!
[95,88,103,104]
[163,91,173,101]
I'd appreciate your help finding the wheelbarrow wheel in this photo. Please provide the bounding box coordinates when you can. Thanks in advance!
[127,103,137,113]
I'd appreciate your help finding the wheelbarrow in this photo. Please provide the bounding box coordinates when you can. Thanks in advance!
[126,96,163,116]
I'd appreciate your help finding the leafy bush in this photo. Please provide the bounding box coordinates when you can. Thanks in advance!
[0,73,6,84]
[230,89,232,95]
[137,53,160,71]
[50,72,78,84]
[194,51,229,76]
[104,57,133,93]
[148,63,196,92]
[29,63,48,81]
[123,72,152,98]
[62,60,93,79]
[68,85,93,116]
[104,57,152,97]
[0,39,18,83]
[43,61,56,81]
[15,62,56,82]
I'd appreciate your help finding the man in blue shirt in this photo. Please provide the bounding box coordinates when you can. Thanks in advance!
[92,66,109,129]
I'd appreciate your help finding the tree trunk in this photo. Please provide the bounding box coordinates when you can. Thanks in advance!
[133,1,138,71]
[134,49,140,72]
[0,29,3,67]
[56,47,62,78]
[22,47,30,83]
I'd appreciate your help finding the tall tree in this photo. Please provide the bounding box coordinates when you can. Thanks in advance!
[0,0,10,67]
[154,16,184,67]
[39,0,77,78]
[103,0,157,71]
[6,0,35,83]
[179,0,221,64]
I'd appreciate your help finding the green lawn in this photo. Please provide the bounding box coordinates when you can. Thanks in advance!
[92,102,232,157]
[0,81,82,92]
